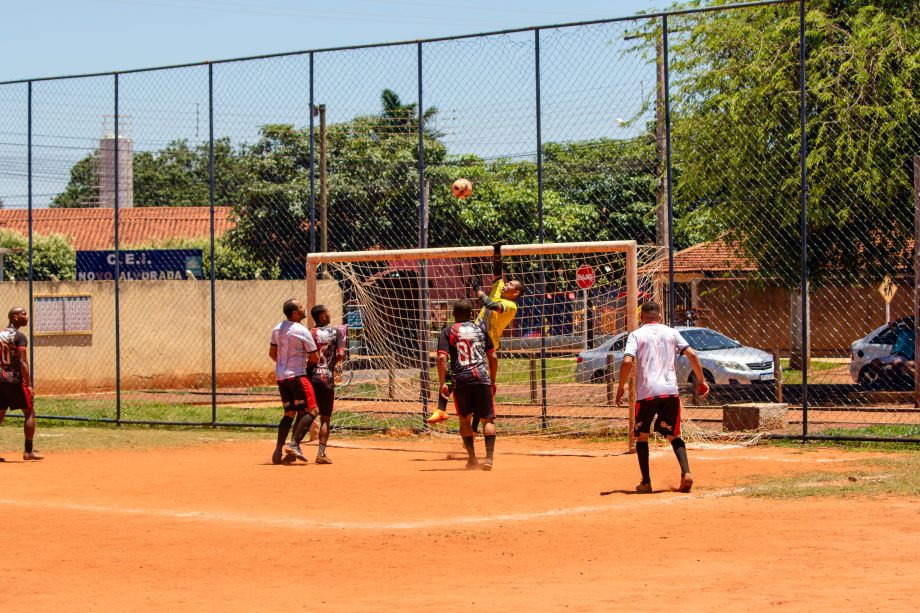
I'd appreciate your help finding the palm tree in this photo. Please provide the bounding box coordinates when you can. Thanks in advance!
[380,89,440,136]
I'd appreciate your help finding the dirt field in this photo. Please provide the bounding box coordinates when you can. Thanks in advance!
[1,436,918,612]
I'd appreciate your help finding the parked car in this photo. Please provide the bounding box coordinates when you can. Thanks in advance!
[849,316,914,387]
[574,326,776,385]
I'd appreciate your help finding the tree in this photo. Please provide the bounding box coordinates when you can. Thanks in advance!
[52,138,249,208]
[667,0,920,287]
[228,89,447,270]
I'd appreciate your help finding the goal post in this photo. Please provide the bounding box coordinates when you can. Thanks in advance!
[306,241,643,441]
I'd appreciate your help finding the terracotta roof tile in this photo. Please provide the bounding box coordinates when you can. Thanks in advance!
[642,239,758,275]
[0,207,234,250]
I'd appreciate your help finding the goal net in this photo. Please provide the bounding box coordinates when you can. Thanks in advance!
[308,241,679,440]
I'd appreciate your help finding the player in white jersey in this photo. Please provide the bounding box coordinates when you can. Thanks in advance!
[269,299,319,465]
[616,302,709,493]
[285,304,346,464]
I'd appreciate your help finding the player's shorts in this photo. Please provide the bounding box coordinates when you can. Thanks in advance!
[452,384,495,420]
[310,381,335,417]
[277,375,316,413]
[0,381,32,413]
[634,395,681,438]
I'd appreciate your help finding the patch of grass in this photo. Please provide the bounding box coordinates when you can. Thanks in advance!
[738,454,920,499]
[768,425,920,452]
[0,426,269,453]
[778,358,841,385]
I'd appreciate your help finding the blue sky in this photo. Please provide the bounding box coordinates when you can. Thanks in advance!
[1,1,672,208]
[3,1,666,81]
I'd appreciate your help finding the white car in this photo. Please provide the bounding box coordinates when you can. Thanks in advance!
[574,326,776,385]
[849,316,913,387]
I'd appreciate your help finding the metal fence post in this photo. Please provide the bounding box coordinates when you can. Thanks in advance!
[27,81,34,382]
[663,15,675,327]
[309,52,316,255]
[209,63,217,425]
[114,73,122,426]
[798,0,809,440]
[536,28,548,430]
[417,41,430,420]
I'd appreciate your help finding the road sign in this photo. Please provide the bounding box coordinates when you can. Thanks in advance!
[576,264,595,290]
[879,276,898,304]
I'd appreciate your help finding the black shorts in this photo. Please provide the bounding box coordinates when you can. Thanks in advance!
[310,382,335,417]
[634,395,682,438]
[277,376,315,413]
[0,381,32,413]
[452,384,495,420]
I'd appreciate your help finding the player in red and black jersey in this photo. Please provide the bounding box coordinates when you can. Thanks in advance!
[436,299,499,470]
[287,304,346,464]
[0,307,43,461]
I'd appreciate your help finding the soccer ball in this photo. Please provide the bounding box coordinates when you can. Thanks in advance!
[451,178,472,199]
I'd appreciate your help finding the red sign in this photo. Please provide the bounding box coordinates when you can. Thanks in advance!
[575,264,595,289]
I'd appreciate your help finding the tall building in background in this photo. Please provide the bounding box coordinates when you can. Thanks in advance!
[98,116,133,208]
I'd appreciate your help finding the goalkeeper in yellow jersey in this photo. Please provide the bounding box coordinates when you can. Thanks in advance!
[428,240,524,425]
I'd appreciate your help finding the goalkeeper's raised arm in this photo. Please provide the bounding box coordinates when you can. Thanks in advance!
[470,240,525,351]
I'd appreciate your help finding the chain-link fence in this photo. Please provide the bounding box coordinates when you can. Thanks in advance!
[0,0,918,442]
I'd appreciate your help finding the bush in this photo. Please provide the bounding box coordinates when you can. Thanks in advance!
[0,230,76,281]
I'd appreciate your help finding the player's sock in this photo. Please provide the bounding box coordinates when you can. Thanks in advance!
[484,435,496,459]
[636,441,651,484]
[671,438,690,474]
[462,436,476,460]
[318,443,326,456]
[290,412,303,441]
[25,439,33,453]
[293,413,317,444]
[276,415,294,449]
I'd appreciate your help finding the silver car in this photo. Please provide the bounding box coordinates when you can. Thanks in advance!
[574,326,776,385]
[849,316,913,386]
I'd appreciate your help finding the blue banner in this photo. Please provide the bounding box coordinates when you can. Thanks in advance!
[76,249,203,281]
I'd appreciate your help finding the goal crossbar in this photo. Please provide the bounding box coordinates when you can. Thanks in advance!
[306,240,638,264]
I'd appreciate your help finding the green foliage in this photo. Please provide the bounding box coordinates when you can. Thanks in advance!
[668,0,920,286]
[52,152,99,208]
[52,138,249,209]
[126,236,272,280]
[0,230,76,281]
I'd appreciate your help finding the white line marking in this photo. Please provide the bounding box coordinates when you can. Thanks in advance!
[0,489,741,531]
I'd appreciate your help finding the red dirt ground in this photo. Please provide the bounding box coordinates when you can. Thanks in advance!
[1,438,917,612]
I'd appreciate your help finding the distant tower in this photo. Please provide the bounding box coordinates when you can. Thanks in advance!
[98,116,133,208]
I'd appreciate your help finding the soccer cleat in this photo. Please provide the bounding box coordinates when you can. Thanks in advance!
[284,442,307,462]
[481,458,493,471]
[679,473,694,493]
[427,408,449,424]
[315,454,332,465]
[23,450,44,461]
[271,449,283,465]
[280,454,296,465]
[635,481,652,494]
[465,458,480,470]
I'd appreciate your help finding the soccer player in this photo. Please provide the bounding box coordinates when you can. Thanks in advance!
[269,299,319,465]
[436,299,499,470]
[615,302,709,494]
[285,304,345,465]
[0,307,43,462]
[427,240,524,425]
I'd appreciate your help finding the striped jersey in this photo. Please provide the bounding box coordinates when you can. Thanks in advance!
[437,320,495,387]
[309,325,347,390]
[0,325,27,384]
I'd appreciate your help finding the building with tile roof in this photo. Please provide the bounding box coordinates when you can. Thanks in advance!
[0,206,234,250]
